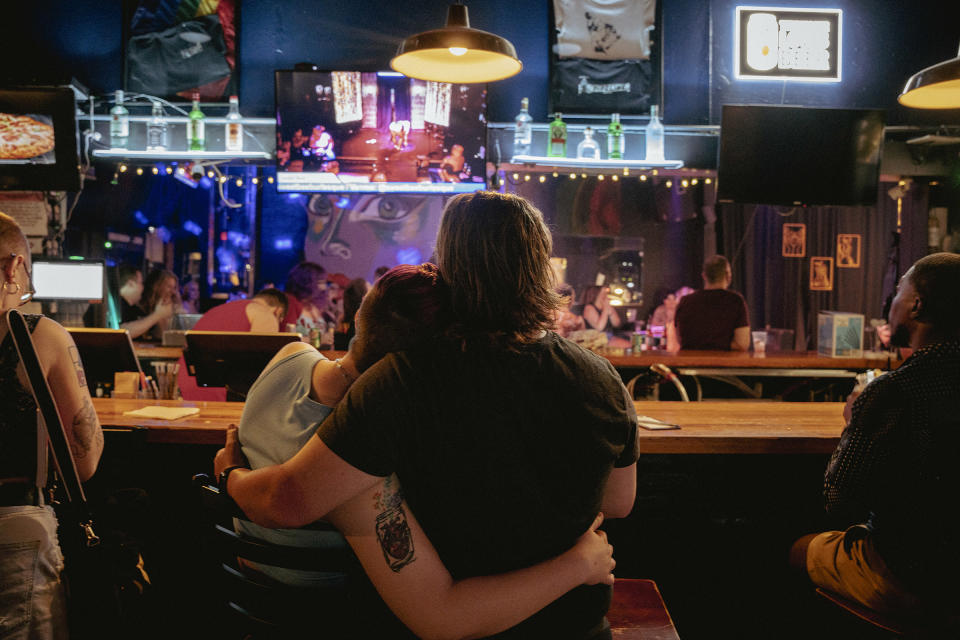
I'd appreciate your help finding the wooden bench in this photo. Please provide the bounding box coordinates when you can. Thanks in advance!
[608,578,680,639]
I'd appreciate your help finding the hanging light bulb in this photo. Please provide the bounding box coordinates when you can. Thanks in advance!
[523,174,531,181]
[236,178,243,187]
[691,178,699,186]
[597,174,605,181]
[267,176,275,184]
[119,163,128,173]
[152,166,159,175]
[390,4,522,83]
[899,42,960,109]
[611,174,619,181]
[665,180,673,188]
[552,171,559,178]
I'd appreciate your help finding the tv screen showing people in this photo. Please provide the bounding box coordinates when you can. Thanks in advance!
[274,70,487,194]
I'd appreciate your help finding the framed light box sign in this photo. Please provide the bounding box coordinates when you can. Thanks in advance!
[734,6,842,82]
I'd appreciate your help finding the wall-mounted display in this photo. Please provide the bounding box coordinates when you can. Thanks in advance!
[782,223,806,257]
[837,233,860,268]
[0,88,80,191]
[734,6,842,82]
[810,256,834,291]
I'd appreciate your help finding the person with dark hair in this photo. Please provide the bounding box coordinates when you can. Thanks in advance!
[115,264,176,340]
[177,287,290,401]
[0,212,104,638]
[675,255,750,350]
[791,253,960,629]
[334,278,368,350]
[216,191,638,639]
[139,268,181,341]
[282,261,332,333]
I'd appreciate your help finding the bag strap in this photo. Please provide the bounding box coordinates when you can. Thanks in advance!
[4,309,99,547]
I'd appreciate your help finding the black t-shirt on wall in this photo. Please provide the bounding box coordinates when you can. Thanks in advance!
[319,332,639,640]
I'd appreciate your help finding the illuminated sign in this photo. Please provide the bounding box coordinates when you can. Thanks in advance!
[735,6,842,82]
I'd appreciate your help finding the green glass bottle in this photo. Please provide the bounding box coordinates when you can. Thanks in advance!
[607,113,624,160]
[548,113,567,158]
[188,92,205,151]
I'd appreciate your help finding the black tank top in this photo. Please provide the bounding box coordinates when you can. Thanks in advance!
[0,313,42,479]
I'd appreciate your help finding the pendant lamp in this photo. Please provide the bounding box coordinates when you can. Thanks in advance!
[390,3,522,83]
[899,44,960,109]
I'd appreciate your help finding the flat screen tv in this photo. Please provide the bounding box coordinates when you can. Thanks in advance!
[0,87,81,191]
[717,105,885,207]
[274,70,487,194]
[32,259,104,302]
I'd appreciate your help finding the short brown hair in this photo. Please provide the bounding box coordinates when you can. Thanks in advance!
[703,255,731,285]
[907,253,960,331]
[435,192,561,346]
[254,287,289,318]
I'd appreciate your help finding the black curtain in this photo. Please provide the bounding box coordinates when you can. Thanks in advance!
[718,182,928,349]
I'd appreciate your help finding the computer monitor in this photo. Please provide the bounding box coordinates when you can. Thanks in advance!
[32,259,105,302]
[67,327,142,390]
[183,331,301,399]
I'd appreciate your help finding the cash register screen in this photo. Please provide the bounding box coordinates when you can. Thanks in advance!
[32,260,105,302]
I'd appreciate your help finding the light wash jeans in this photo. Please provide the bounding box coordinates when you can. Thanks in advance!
[0,504,68,640]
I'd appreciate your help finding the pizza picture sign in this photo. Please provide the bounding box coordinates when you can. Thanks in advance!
[0,113,56,163]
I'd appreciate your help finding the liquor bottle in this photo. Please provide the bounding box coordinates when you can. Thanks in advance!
[225,95,243,152]
[146,101,168,152]
[110,90,129,149]
[187,93,205,151]
[645,105,664,162]
[548,113,567,158]
[576,126,600,160]
[607,113,624,160]
[513,97,532,157]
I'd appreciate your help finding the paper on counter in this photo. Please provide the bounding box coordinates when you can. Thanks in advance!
[123,406,201,421]
[637,414,681,430]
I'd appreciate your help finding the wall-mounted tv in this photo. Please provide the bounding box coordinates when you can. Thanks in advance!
[0,87,81,192]
[32,258,104,302]
[274,70,487,194]
[717,105,885,207]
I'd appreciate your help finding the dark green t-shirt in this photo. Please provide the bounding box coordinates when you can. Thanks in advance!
[319,332,639,639]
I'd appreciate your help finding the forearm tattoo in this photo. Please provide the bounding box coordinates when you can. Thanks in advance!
[70,396,101,460]
[68,346,87,389]
[373,476,416,572]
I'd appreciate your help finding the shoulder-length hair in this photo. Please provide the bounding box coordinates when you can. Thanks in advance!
[436,191,561,347]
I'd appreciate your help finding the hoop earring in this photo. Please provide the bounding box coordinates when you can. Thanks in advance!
[3,281,21,295]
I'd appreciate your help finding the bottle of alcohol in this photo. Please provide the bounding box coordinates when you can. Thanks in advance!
[188,93,205,151]
[513,97,532,157]
[548,113,567,158]
[225,95,243,152]
[110,90,129,149]
[607,113,624,160]
[576,126,600,160]
[645,105,664,162]
[146,101,168,152]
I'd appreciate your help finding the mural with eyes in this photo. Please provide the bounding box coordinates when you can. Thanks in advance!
[304,193,445,279]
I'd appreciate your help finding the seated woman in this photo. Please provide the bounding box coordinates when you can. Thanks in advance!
[140,268,181,341]
[0,212,104,638]
[554,283,585,338]
[582,284,630,348]
[222,264,615,639]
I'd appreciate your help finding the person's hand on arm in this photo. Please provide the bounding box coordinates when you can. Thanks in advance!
[731,325,751,351]
[329,474,616,640]
[120,300,175,339]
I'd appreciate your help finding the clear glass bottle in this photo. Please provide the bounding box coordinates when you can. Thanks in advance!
[607,113,624,160]
[548,113,567,158]
[225,95,243,152]
[513,97,532,157]
[188,92,205,151]
[110,89,129,149]
[576,126,601,160]
[645,105,664,162]
[146,101,168,151]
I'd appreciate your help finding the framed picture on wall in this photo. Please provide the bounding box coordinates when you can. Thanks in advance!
[810,257,834,291]
[837,233,860,268]
[549,0,662,115]
[123,0,239,101]
[782,223,806,258]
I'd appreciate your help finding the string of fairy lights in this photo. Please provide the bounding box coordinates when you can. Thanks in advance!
[501,168,713,191]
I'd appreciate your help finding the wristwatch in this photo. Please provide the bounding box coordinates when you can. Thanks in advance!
[218,465,246,497]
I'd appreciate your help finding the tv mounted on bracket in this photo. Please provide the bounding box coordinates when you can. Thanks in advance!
[274,69,487,194]
[717,105,885,207]
[0,87,81,192]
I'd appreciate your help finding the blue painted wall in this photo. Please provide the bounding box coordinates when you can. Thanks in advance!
[2,1,958,125]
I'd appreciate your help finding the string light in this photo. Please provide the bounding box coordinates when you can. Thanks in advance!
[580,173,587,179]
[136,167,143,175]
[207,171,215,179]
[538,175,546,183]
[523,174,530,181]
[252,177,259,185]
[552,171,558,178]
[611,174,619,181]
[704,178,712,185]
[512,172,519,180]
[623,167,629,176]
[681,179,689,188]
[165,166,173,174]
[267,176,274,184]
[652,169,659,176]
[665,180,673,188]
[691,178,698,186]
[119,163,128,173]
[569,173,577,180]
[597,174,605,181]
[152,167,159,175]
[177,167,185,175]
[640,174,648,182]
[235,178,243,187]
[219,176,227,183]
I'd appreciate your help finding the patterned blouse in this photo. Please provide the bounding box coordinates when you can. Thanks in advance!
[823,338,960,593]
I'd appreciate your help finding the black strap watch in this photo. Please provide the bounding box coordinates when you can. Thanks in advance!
[218,465,246,497]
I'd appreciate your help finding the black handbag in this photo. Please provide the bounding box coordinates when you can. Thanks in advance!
[3,310,151,639]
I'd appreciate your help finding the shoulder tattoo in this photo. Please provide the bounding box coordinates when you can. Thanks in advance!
[68,345,87,389]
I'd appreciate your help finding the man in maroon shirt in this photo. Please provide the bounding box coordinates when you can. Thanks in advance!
[675,255,750,351]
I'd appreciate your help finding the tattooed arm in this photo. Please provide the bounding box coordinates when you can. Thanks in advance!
[327,475,615,640]
[34,318,104,480]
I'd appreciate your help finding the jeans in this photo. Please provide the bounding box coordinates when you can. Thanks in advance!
[0,505,68,640]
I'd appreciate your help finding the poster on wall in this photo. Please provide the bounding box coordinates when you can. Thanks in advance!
[302,193,448,280]
[782,222,805,257]
[836,233,860,268]
[549,0,661,114]
[809,256,833,291]
[124,0,238,101]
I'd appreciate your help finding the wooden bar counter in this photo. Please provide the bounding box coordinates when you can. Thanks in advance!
[604,350,899,373]
[94,397,846,454]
